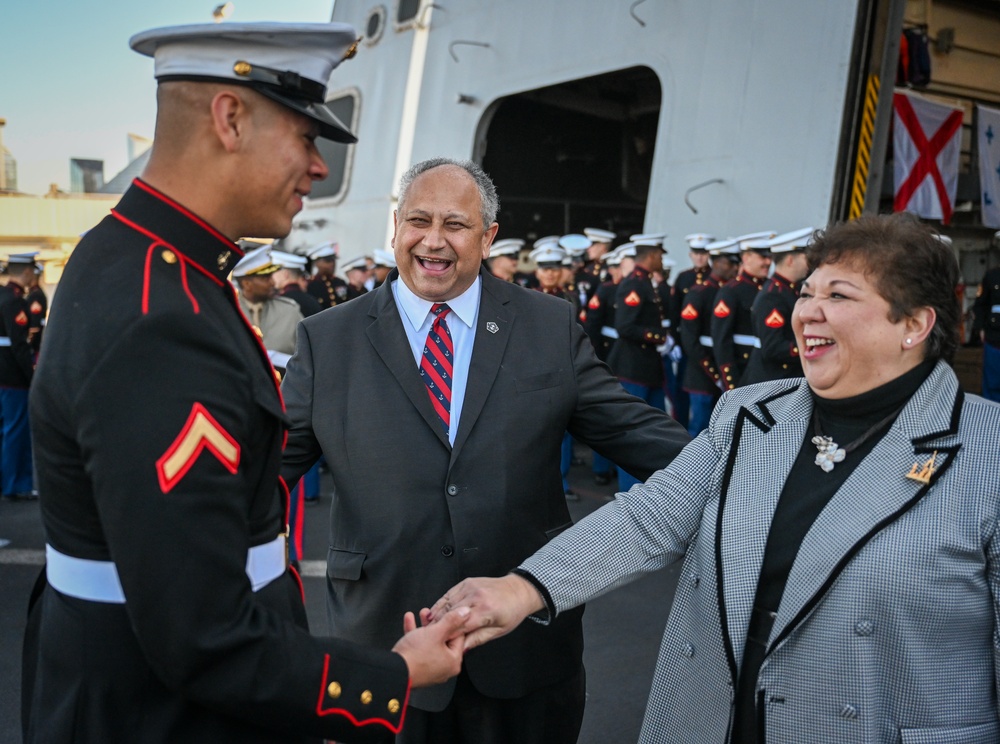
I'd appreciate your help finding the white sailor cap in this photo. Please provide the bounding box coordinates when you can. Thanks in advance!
[685,233,716,250]
[629,232,666,247]
[271,249,308,270]
[616,242,637,258]
[307,241,339,261]
[232,246,279,278]
[934,234,953,247]
[5,252,43,274]
[372,248,396,268]
[130,22,360,143]
[559,233,592,257]
[532,235,561,252]
[766,227,815,254]
[737,231,778,252]
[530,244,566,266]
[584,227,615,244]
[603,248,624,266]
[706,238,741,257]
[490,238,524,258]
[341,256,369,273]
[662,255,677,271]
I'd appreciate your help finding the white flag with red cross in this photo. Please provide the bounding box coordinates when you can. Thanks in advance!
[893,91,963,225]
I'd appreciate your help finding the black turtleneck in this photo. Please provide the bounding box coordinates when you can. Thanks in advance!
[732,358,936,743]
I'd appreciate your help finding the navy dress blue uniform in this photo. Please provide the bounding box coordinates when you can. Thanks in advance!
[742,272,803,384]
[974,266,1000,402]
[26,285,47,356]
[710,272,765,390]
[0,276,35,497]
[22,179,412,744]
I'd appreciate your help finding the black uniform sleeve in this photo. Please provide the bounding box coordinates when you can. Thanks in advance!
[583,285,608,350]
[74,310,410,741]
[680,293,719,387]
[753,291,799,365]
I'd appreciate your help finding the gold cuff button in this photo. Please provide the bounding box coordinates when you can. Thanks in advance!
[327,681,342,699]
[360,690,373,705]
[388,699,401,714]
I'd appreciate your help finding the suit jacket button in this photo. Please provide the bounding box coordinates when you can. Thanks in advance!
[441,545,454,557]
[682,644,695,657]
[854,619,874,636]
[447,485,458,496]
[839,704,858,719]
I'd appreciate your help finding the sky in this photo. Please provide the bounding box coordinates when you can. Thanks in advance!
[1,0,336,195]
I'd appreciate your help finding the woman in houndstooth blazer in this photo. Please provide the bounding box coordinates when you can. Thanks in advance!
[433,214,1000,744]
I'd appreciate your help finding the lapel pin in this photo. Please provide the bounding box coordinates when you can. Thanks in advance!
[906,451,938,485]
[217,250,232,270]
[486,321,499,334]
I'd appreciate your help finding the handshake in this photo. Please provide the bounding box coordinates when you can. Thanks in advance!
[390,574,545,688]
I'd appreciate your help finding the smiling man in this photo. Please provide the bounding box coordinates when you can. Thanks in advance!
[280,158,690,744]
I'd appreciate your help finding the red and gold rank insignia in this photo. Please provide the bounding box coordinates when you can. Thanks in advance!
[156,402,240,493]
[14,310,28,326]
[681,304,698,320]
[588,294,601,309]
[764,309,785,328]
[30,301,43,314]
[713,300,731,318]
[624,291,641,307]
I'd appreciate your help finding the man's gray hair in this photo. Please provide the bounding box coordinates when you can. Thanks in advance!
[397,158,500,230]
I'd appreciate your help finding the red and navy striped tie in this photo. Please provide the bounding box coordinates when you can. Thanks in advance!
[420,303,453,432]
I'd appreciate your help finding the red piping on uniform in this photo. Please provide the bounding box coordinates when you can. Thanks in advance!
[142,243,160,315]
[278,476,291,533]
[132,178,238,252]
[315,654,410,733]
[111,210,225,289]
[288,562,305,604]
[178,257,200,314]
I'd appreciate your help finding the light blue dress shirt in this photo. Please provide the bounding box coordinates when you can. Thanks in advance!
[392,276,481,446]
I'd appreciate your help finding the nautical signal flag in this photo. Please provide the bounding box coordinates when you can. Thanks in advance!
[978,104,1000,229]
[892,91,963,225]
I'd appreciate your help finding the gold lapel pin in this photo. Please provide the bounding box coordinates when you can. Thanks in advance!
[906,451,938,485]
[217,250,232,271]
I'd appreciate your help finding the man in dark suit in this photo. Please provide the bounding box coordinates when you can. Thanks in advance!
[280,158,690,744]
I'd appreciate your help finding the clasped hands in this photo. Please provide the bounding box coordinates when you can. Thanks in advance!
[391,574,544,688]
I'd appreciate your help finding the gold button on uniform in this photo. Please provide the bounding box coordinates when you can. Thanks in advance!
[388,699,401,714]
[327,681,342,699]
[161,250,178,264]
[360,690,373,705]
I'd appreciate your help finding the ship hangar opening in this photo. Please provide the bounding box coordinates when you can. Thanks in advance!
[476,66,662,244]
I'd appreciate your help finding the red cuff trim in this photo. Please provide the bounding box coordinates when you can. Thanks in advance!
[315,654,411,734]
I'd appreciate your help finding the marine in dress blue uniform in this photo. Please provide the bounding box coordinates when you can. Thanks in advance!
[0,254,40,499]
[679,239,740,435]
[608,238,668,490]
[22,23,465,744]
[743,228,814,385]
[710,231,775,390]
[306,241,350,309]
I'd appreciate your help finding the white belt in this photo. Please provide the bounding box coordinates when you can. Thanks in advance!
[46,534,287,604]
[601,326,619,339]
[267,350,292,368]
[699,336,713,347]
[661,319,671,328]
[992,305,1000,314]
[0,337,10,347]
[734,334,761,348]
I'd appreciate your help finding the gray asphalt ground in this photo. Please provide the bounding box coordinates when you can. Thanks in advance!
[0,451,680,743]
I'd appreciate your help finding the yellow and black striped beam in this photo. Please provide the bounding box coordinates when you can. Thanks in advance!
[849,74,880,220]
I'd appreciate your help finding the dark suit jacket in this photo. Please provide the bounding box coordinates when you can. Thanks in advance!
[280,267,690,711]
